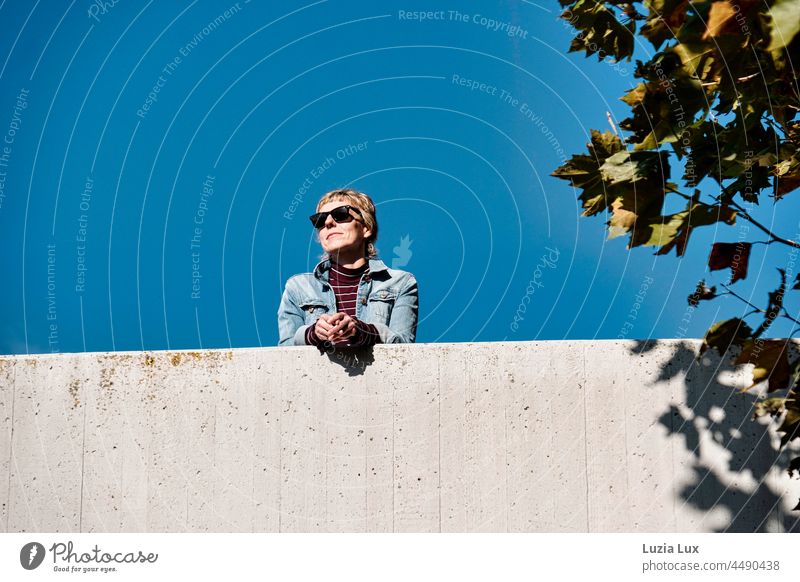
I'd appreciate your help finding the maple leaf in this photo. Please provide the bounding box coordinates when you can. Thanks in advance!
[765,0,800,52]
[552,130,628,217]
[702,1,738,40]
[708,242,751,283]
[700,317,753,355]
[638,195,737,256]
[735,339,792,392]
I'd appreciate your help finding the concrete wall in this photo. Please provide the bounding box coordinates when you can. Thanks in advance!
[1,339,798,533]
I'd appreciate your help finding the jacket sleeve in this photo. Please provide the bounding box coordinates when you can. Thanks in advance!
[347,319,380,347]
[371,274,418,343]
[277,279,311,346]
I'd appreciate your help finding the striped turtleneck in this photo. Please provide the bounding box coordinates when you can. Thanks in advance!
[305,261,380,348]
[330,261,368,315]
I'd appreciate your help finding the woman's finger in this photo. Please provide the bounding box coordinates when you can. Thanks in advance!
[315,318,335,340]
[335,320,356,339]
[330,317,350,335]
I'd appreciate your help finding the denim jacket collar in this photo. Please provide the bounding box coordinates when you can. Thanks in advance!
[312,256,389,283]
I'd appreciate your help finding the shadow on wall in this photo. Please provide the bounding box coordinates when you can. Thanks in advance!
[631,339,800,533]
[309,345,376,376]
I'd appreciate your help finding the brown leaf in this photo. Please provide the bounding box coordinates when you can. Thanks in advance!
[776,174,800,198]
[735,339,792,392]
[774,155,800,199]
[708,242,751,283]
[688,279,717,306]
[702,1,737,39]
[700,317,753,355]
[754,269,786,337]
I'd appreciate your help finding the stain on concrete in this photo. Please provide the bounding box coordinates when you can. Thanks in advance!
[160,350,234,370]
[68,379,80,409]
[100,367,114,391]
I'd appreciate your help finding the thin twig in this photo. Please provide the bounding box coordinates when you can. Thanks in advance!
[665,185,800,248]
[665,185,694,201]
[762,116,788,139]
[722,286,800,327]
[727,201,800,249]
[720,287,765,313]
[782,308,800,328]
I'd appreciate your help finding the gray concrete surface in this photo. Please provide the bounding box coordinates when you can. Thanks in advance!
[1,339,798,532]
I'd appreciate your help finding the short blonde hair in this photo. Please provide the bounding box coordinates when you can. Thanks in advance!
[316,188,378,258]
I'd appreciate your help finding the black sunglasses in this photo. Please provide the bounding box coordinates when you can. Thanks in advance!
[309,205,363,229]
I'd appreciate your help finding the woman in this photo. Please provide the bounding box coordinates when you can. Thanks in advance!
[277,188,418,348]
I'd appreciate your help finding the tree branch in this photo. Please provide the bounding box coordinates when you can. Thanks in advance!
[665,185,694,201]
[720,286,765,314]
[665,185,800,249]
[722,285,800,328]
[727,201,800,249]
[763,115,788,139]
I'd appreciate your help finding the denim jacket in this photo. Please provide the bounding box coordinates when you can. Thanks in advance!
[277,256,418,346]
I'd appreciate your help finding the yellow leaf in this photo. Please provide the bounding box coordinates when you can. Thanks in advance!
[608,198,637,239]
[703,1,737,39]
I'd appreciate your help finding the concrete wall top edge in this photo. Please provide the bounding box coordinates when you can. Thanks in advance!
[0,337,724,360]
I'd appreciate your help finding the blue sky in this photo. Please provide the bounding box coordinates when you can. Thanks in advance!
[1,0,798,355]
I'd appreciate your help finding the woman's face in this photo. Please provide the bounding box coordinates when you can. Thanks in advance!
[317,200,372,257]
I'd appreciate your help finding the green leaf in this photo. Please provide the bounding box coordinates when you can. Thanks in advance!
[553,134,676,248]
[600,150,667,184]
[601,150,671,244]
[640,0,689,49]
[618,52,708,151]
[765,0,800,51]
[637,195,737,255]
[552,130,627,217]
[562,0,636,61]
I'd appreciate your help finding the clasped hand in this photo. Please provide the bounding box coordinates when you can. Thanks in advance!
[313,312,357,343]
